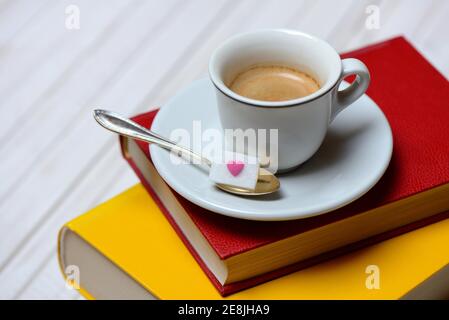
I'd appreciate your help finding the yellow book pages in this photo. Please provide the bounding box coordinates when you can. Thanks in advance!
[59,184,449,299]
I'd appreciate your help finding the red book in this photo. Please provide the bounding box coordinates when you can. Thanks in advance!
[120,37,449,296]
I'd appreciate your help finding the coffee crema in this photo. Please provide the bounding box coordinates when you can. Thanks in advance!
[228,65,320,102]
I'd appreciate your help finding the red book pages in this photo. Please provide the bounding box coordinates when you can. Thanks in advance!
[122,37,449,295]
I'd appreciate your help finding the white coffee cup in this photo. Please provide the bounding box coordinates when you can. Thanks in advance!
[209,29,370,172]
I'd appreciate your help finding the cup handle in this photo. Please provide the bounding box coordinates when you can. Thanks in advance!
[330,58,370,122]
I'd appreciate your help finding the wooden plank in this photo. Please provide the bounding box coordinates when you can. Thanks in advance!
[285,0,357,40]
[0,1,62,95]
[344,0,442,49]
[0,1,138,126]
[0,0,179,201]
[408,0,449,76]
[0,1,133,110]
[0,0,232,281]
[0,0,50,44]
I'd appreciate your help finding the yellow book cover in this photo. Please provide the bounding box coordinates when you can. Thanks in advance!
[58,184,449,300]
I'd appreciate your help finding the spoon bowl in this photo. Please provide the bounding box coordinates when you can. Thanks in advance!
[216,168,280,195]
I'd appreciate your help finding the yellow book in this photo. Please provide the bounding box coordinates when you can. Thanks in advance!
[58,184,449,299]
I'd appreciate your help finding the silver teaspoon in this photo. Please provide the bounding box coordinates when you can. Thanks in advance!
[93,109,280,196]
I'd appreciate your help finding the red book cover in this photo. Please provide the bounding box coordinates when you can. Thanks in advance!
[122,36,449,296]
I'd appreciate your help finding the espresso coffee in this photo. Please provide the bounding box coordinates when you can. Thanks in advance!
[229,65,320,102]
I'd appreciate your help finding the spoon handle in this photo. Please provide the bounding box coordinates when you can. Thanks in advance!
[93,109,211,166]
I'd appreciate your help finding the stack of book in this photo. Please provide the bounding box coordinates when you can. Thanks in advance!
[58,37,449,299]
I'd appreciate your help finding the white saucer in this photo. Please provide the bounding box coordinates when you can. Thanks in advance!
[150,79,393,221]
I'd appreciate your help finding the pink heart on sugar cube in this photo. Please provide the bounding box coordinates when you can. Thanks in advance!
[226,160,245,177]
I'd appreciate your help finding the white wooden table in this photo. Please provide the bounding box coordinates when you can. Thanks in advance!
[0,0,448,300]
